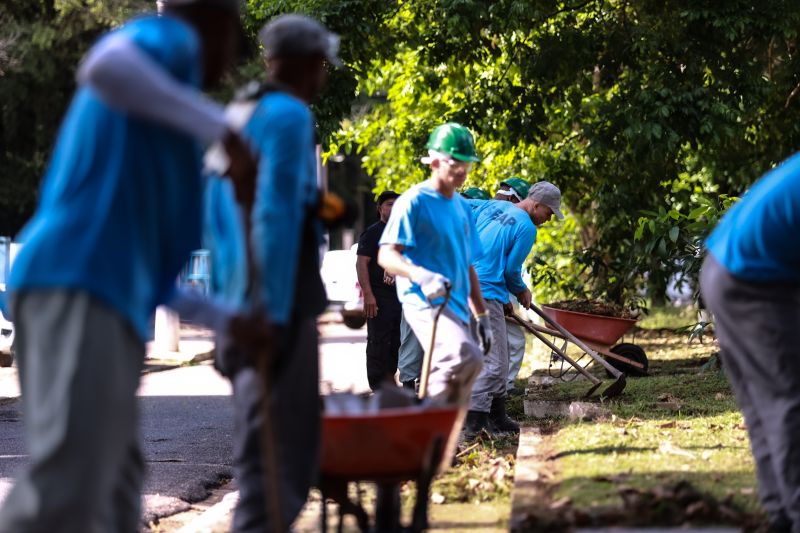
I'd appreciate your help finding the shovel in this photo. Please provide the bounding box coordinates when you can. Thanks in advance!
[510,305,626,399]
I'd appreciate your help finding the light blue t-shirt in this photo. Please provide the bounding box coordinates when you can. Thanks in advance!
[469,200,536,303]
[707,152,800,283]
[203,176,247,307]
[380,181,483,323]
[7,15,203,340]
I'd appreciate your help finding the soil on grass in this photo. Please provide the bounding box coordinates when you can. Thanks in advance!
[545,299,638,319]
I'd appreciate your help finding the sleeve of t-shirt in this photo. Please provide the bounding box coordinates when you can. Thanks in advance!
[379,194,416,249]
[504,223,536,295]
[356,225,379,259]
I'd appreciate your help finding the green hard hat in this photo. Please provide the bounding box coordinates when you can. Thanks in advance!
[426,122,481,162]
[461,187,491,200]
[501,177,531,199]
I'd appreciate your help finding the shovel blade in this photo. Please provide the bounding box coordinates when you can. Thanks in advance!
[600,374,627,399]
[583,381,602,398]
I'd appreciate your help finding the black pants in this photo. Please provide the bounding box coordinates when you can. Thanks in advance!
[366,290,402,390]
[701,255,800,533]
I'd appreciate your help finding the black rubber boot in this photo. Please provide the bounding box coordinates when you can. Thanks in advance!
[462,410,493,441]
[489,396,520,433]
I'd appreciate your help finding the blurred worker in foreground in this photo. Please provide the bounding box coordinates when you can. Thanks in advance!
[493,177,532,394]
[701,153,800,533]
[465,181,564,439]
[357,190,403,390]
[0,1,255,531]
[378,122,490,407]
[204,14,339,532]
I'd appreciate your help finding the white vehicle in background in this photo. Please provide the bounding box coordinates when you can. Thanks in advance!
[0,240,19,366]
[320,244,366,329]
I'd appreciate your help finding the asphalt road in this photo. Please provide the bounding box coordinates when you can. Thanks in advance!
[0,320,368,526]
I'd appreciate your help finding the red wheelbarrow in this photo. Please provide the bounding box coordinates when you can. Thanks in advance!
[510,302,648,398]
[318,288,461,532]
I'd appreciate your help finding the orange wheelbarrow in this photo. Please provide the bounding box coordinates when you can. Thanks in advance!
[319,288,461,532]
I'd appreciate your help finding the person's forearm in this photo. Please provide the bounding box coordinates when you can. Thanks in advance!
[468,266,487,315]
[77,34,227,145]
[166,287,236,333]
[355,257,374,299]
[377,245,419,279]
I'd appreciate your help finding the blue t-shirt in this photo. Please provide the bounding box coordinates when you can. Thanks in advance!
[203,176,247,307]
[379,181,483,323]
[7,15,203,340]
[246,92,323,324]
[469,200,536,303]
[707,152,800,283]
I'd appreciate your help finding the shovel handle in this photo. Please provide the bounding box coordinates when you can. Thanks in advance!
[526,303,624,379]
[509,313,601,385]
[418,288,451,400]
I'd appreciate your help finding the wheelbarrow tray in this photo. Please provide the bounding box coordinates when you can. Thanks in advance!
[321,406,460,480]
[540,305,637,346]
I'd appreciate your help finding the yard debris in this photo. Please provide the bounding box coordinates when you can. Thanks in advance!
[658,441,695,459]
[544,299,638,319]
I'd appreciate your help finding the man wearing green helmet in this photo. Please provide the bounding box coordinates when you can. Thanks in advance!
[493,176,533,395]
[495,176,531,203]
[464,180,564,438]
[461,187,491,201]
[378,122,491,406]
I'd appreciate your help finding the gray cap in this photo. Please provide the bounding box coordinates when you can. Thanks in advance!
[528,181,565,220]
[158,0,240,14]
[258,14,342,67]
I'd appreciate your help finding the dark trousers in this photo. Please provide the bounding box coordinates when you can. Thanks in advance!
[366,290,402,390]
[701,255,800,533]
[219,317,320,533]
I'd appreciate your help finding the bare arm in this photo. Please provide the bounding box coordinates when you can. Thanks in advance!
[468,265,487,316]
[356,255,378,319]
[378,244,423,280]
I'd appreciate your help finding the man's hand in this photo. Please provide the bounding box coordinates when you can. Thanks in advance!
[412,268,451,302]
[383,272,395,286]
[516,288,532,310]
[363,293,378,319]
[227,311,275,356]
[222,129,258,209]
[503,302,514,316]
[475,312,493,355]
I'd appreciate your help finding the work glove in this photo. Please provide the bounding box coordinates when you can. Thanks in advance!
[412,268,451,302]
[475,312,493,355]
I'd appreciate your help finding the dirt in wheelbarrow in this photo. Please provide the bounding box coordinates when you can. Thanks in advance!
[545,299,638,320]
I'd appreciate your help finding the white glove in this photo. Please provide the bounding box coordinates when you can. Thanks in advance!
[412,268,451,302]
[475,312,493,355]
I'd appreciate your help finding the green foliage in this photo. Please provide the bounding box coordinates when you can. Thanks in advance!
[295,0,800,308]
[0,0,149,235]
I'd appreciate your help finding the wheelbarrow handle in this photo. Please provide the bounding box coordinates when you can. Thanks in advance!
[526,303,624,379]
[509,313,601,385]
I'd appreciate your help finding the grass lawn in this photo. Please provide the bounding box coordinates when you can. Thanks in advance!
[509,307,764,528]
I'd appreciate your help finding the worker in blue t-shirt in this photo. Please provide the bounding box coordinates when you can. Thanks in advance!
[203,14,339,532]
[379,123,491,408]
[465,181,563,439]
[701,152,800,533]
[0,1,255,531]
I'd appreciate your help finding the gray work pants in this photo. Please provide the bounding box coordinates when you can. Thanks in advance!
[226,317,319,533]
[701,255,800,532]
[398,313,424,383]
[402,305,482,406]
[0,290,145,533]
[506,321,526,387]
[469,299,509,412]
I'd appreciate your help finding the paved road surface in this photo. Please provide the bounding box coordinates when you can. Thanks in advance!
[0,320,368,527]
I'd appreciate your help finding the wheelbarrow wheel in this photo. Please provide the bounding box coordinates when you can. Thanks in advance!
[606,343,648,377]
